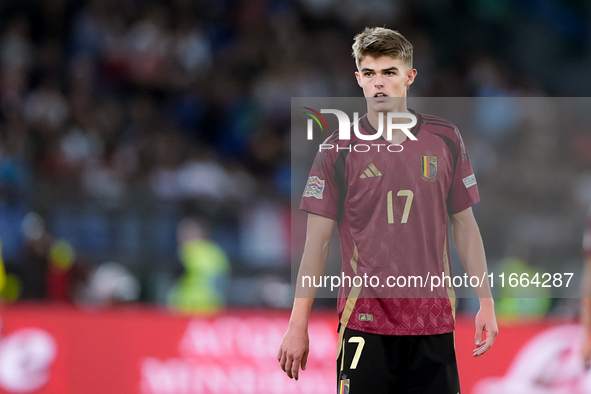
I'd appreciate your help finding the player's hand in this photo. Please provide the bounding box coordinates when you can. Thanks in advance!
[582,335,591,369]
[473,301,498,357]
[277,325,309,380]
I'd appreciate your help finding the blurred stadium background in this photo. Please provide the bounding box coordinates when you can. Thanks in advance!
[0,0,589,393]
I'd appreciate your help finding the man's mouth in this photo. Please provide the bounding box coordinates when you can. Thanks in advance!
[374,93,387,97]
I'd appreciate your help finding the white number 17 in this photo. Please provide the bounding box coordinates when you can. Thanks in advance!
[387,190,414,224]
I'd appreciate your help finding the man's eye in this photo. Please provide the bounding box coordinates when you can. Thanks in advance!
[386,71,395,76]
[364,72,372,77]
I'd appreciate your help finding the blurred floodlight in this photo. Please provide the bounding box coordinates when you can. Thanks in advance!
[87,262,140,304]
[21,212,45,240]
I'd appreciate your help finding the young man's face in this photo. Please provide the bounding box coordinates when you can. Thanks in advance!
[355,55,417,111]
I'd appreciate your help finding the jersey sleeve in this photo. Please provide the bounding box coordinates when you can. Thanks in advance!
[446,131,480,214]
[299,137,343,221]
[584,206,591,258]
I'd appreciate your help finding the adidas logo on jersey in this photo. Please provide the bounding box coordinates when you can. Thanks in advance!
[360,163,382,179]
[359,313,373,321]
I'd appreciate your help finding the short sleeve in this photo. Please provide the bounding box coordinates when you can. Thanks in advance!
[447,133,480,214]
[299,139,343,221]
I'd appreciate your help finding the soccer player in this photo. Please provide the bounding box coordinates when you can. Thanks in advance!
[278,27,498,393]
[581,206,591,367]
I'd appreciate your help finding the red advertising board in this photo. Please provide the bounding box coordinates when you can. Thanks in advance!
[0,304,571,393]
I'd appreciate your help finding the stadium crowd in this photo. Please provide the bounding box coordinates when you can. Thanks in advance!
[0,0,589,310]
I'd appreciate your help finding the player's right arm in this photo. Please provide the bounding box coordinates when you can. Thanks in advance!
[278,213,335,381]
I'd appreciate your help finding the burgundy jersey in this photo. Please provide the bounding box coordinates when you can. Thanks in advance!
[300,112,480,335]
[584,206,591,258]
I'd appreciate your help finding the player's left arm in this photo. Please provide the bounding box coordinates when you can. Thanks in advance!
[450,206,498,357]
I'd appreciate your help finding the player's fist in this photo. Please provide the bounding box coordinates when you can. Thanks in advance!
[277,326,309,381]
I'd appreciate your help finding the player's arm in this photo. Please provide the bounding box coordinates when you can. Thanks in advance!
[581,257,591,367]
[278,213,335,380]
[450,206,498,357]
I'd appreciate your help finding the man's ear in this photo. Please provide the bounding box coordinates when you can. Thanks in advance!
[406,68,417,86]
[355,71,362,87]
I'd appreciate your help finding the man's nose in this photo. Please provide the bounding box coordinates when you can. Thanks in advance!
[374,75,384,88]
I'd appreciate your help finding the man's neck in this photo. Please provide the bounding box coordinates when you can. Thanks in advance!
[367,102,412,145]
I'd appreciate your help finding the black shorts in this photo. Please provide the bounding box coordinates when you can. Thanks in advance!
[336,326,461,394]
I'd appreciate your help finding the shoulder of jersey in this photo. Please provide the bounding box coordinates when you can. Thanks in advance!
[419,113,462,141]
[323,128,341,144]
[321,123,359,147]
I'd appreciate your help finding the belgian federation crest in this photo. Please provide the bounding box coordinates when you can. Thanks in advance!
[421,154,437,181]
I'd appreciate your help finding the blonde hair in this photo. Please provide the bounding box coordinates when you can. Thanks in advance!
[352,27,413,69]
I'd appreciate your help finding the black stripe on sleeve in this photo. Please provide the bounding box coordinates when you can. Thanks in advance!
[333,147,350,224]
[433,133,457,165]
[433,133,459,214]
